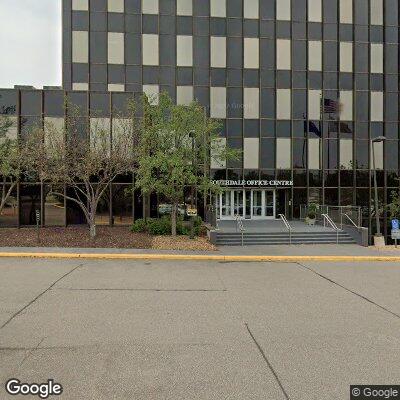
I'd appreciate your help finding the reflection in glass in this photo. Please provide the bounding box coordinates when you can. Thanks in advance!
[112,184,133,225]
[19,185,41,225]
[0,185,18,226]
[44,186,65,226]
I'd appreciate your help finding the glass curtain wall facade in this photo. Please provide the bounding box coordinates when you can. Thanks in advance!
[0,88,137,227]
[1,0,400,242]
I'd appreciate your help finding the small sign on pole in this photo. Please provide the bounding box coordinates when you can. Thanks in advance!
[36,210,41,244]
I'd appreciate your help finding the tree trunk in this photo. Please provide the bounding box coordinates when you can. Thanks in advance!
[0,182,16,216]
[89,222,97,239]
[171,203,177,236]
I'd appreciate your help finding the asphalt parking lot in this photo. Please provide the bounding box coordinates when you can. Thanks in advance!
[0,257,399,399]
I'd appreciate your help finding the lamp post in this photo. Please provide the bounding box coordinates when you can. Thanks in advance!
[189,130,195,239]
[371,136,386,246]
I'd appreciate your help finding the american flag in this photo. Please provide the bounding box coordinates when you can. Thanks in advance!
[322,98,339,114]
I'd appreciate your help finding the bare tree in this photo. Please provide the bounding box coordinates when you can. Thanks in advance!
[26,101,139,238]
[0,117,20,217]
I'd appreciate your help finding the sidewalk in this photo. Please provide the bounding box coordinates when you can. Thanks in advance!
[0,244,399,261]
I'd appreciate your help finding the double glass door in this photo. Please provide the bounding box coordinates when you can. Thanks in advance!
[218,189,275,220]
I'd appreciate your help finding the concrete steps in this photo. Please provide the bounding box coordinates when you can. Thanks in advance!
[216,231,356,246]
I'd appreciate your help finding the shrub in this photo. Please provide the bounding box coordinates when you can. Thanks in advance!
[131,219,147,233]
[130,216,204,236]
[147,217,171,235]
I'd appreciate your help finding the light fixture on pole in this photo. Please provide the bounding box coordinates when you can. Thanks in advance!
[371,136,386,246]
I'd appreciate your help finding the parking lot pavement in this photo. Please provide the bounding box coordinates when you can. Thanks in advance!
[0,258,399,399]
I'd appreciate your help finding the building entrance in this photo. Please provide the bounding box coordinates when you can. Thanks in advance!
[217,189,276,220]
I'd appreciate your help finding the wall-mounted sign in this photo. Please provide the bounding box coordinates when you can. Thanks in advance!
[187,207,198,217]
[211,180,293,187]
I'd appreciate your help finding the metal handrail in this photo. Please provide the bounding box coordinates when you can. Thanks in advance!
[342,213,360,230]
[234,214,245,246]
[278,214,292,245]
[321,213,340,244]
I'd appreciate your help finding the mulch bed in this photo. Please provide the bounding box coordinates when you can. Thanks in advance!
[0,226,216,251]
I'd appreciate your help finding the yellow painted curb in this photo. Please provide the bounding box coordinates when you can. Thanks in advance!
[0,252,399,262]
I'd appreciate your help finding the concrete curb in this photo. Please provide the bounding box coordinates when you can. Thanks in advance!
[0,252,399,262]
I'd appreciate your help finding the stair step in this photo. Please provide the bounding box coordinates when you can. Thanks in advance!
[216,230,356,245]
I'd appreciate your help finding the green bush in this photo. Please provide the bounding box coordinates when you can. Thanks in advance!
[131,219,147,233]
[131,216,204,236]
[147,217,172,235]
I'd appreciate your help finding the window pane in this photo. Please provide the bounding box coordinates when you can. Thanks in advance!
[0,185,18,226]
[244,138,259,169]
[371,92,383,121]
[142,34,159,65]
[277,0,291,20]
[72,0,88,11]
[277,39,291,70]
[276,138,291,168]
[370,44,383,73]
[108,0,124,13]
[142,0,158,14]
[177,0,192,16]
[370,0,383,25]
[340,0,353,23]
[340,42,353,72]
[340,91,353,121]
[277,89,291,120]
[210,0,226,17]
[340,139,353,169]
[210,87,226,118]
[211,138,226,169]
[371,141,383,169]
[112,184,133,225]
[143,85,159,105]
[244,88,259,119]
[177,35,193,67]
[44,188,65,226]
[308,41,322,71]
[308,138,321,169]
[308,90,322,120]
[177,86,193,105]
[211,37,226,68]
[108,32,124,64]
[308,0,322,22]
[244,38,259,69]
[244,0,259,19]
[72,31,88,63]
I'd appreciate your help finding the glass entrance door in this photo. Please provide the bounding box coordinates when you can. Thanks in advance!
[233,190,244,217]
[220,190,232,219]
[217,189,276,220]
[252,190,263,218]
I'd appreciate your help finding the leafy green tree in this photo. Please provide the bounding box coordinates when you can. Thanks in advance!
[388,189,400,219]
[135,92,238,236]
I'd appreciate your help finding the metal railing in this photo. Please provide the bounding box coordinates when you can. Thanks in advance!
[278,214,292,245]
[234,214,245,246]
[300,205,362,229]
[342,213,359,229]
[321,213,340,244]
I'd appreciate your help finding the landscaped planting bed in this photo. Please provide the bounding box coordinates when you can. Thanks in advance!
[0,226,216,251]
